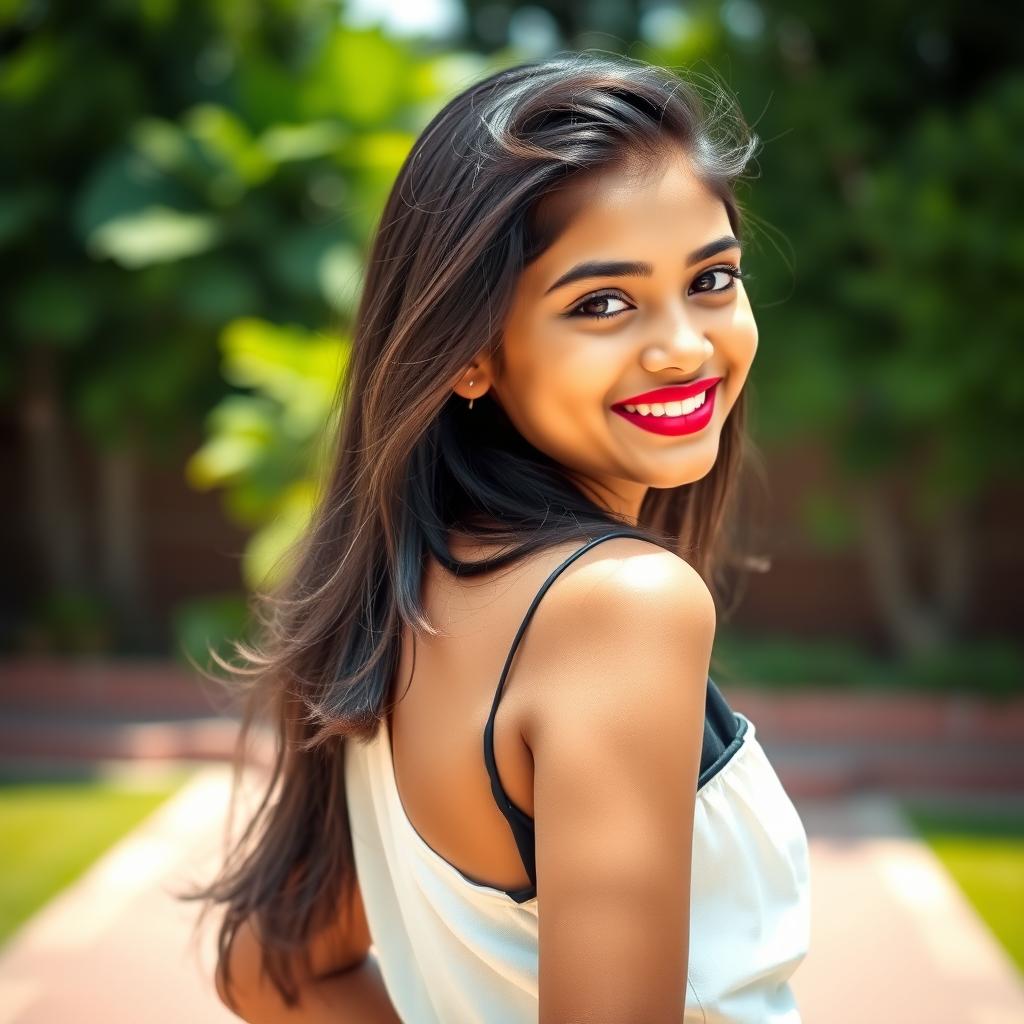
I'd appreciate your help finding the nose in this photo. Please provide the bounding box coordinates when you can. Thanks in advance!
[640,309,714,374]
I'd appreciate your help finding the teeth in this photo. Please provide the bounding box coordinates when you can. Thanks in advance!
[623,390,707,416]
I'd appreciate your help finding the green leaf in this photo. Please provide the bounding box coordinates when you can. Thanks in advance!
[185,395,277,489]
[258,121,349,162]
[302,27,409,125]
[73,147,193,245]
[0,32,61,103]
[183,103,275,199]
[87,206,221,267]
[171,592,251,669]
[178,259,261,322]
[219,317,346,440]
[267,223,346,299]
[242,479,317,591]
[339,130,416,172]
[129,117,207,180]
[319,243,363,315]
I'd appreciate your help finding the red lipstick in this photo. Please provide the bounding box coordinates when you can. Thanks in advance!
[611,377,721,437]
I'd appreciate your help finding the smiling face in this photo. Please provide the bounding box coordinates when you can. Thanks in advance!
[456,146,758,523]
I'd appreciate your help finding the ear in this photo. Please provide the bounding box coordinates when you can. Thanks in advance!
[451,358,494,402]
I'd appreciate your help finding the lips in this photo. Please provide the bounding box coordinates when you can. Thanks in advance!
[613,376,722,409]
[611,379,720,437]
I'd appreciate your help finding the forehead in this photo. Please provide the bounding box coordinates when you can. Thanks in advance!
[526,149,731,280]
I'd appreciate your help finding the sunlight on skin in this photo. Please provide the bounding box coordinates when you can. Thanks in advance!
[454,147,758,526]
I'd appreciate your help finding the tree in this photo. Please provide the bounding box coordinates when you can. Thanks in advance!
[1,0,478,650]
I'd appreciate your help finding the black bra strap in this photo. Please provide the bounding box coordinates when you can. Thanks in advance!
[482,529,644,900]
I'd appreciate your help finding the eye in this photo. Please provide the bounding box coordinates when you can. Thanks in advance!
[567,291,634,321]
[689,264,744,295]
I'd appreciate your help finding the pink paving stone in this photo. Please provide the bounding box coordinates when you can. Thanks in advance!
[790,794,1024,1024]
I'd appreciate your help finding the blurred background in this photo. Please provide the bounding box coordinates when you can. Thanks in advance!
[0,1,1021,1022]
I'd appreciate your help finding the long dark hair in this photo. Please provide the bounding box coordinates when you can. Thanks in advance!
[180,50,762,1010]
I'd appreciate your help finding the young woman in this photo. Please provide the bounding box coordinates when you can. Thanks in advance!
[187,51,811,1023]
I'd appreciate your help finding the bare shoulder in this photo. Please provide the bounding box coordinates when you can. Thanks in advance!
[551,535,715,631]
[521,536,715,741]
[524,536,714,1022]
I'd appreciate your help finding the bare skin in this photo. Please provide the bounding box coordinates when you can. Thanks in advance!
[387,531,623,896]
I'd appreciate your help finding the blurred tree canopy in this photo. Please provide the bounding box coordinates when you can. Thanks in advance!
[2,0,1021,668]
[1,0,486,648]
[633,0,1024,656]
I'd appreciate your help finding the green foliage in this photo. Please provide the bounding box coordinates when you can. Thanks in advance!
[11,270,100,346]
[186,317,349,588]
[642,3,1024,503]
[2,2,467,457]
[171,592,253,670]
[1,2,481,627]
[712,628,1024,699]
[18,590,116,656]
[846,76,1024,494]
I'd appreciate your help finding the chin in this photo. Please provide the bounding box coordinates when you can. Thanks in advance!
[665,447,720,489]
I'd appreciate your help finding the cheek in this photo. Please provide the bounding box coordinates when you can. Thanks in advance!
[714,309,758,412]
[496,326,574,440]
[721,301,758,364]
[508,344,566,415]
[742,322,758,362]
[502,334,611,452]
[508,321,600,405]
[498,311,546,397]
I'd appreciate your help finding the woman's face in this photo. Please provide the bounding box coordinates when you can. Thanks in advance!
[463,147,758,522]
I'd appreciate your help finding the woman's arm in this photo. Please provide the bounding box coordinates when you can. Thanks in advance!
[524,542,714,1023]
[216,870,394,1022]
[219,949,402,1024]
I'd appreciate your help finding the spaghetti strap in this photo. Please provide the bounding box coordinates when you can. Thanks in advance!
[481,528,643,902]
[488,530,645,726]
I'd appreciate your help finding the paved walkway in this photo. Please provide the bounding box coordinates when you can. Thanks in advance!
[792,794,1024,1024]
[0,762,1021,1024]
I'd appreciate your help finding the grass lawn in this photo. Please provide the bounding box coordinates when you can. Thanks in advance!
[0,769,192,948]
[902,801,1024,975]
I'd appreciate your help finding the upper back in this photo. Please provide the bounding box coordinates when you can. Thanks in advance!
[386,529,711,903]
[382,528,671,897]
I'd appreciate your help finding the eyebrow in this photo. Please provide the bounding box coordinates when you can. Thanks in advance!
[543,235,743,295]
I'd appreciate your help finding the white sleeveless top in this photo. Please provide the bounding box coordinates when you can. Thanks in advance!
[343,533,812,1022]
